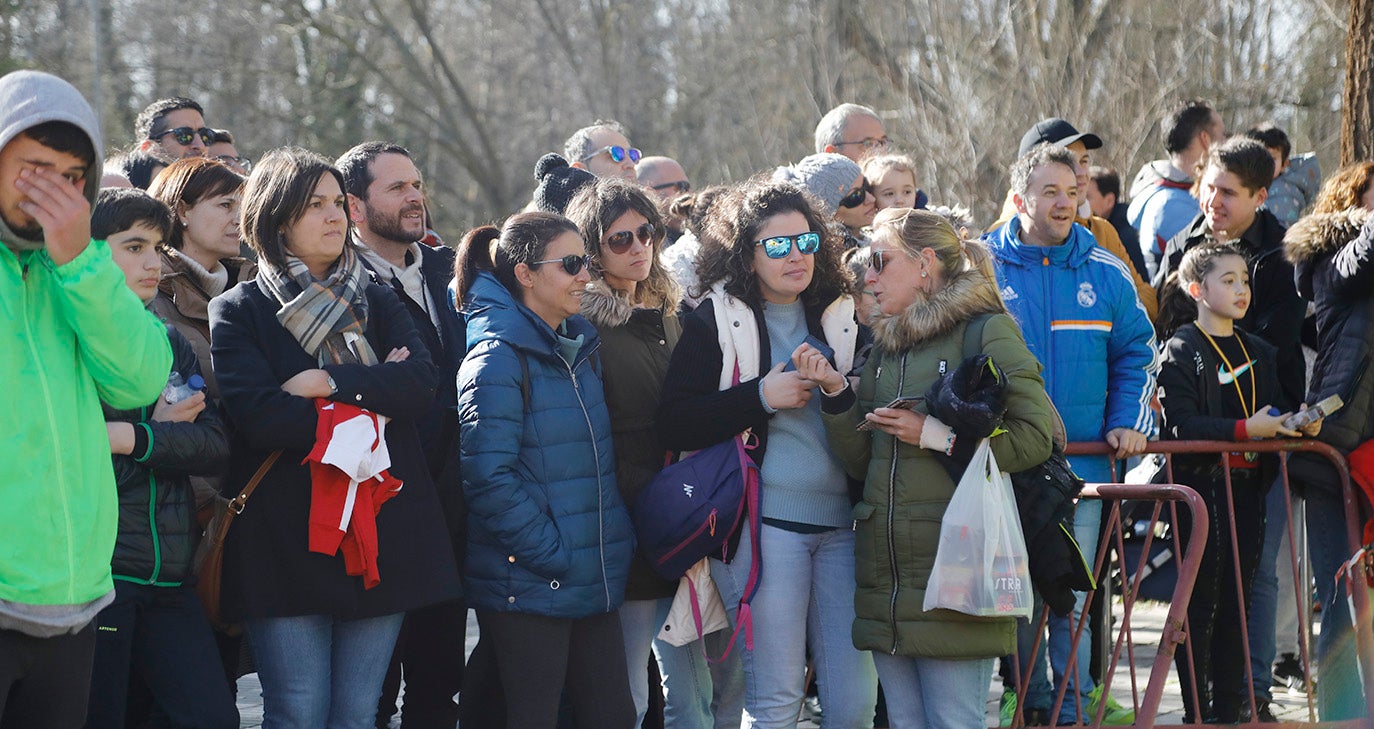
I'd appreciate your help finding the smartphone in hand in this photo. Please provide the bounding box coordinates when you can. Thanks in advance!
[857,396,923,431]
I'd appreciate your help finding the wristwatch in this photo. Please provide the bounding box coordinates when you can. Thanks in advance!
[326,373,338,396]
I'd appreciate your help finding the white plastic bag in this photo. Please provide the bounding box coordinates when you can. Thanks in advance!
[923,438,1032,618]
[658,558,730,646]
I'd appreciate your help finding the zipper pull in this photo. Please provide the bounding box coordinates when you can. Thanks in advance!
[709,509,717,537]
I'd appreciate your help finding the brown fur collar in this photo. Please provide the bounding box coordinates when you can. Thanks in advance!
[870,267,1005,352]
[1284,207,1371,265]
[580,279,637,328]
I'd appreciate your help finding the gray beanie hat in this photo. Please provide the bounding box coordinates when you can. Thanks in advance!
[771,152,861,215]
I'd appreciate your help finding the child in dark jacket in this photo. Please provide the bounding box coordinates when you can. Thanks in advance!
[1157,243,1321,723]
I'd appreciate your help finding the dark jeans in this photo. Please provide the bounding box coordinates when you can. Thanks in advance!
[1171,470,1265,723]
[0,623,96,729]
[375,599,466,729]
[475,608,635,729]
[1304,482,1368,719]
[85,581,238,729]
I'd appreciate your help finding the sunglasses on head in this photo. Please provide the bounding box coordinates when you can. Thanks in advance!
[532,254,589,276]
[604,223,658,254]
[839,179,872,209]
[149,126,215,147]
[755,231,822,259]
[582,145,642,165]
[651,180,691,194]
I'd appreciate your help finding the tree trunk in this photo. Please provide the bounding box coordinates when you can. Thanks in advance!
[1342,0,1374,165]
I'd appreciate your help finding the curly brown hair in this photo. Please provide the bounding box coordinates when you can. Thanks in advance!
[1312,161,1374,215]
[695,178,852,309]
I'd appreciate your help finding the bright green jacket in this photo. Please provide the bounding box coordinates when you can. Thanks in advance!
[0,239,172,606]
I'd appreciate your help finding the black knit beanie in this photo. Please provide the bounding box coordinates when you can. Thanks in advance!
[532,153,597,214]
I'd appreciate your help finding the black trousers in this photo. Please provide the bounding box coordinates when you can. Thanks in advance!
[375,599,467,729]
[474,608,635,729]
[85,581,238,729]
[1172,470,1266,723]
[0,623,96,729]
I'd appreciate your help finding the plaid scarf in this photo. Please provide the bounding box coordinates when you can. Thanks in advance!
[255,244,378,366]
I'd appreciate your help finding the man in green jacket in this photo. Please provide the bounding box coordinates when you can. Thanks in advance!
[0,70,172,727]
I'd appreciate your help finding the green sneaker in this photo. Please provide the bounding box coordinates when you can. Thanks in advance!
[1086,684,1135,725]
[999,689,1017,727]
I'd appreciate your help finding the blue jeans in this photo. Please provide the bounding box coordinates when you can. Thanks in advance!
[873,654,991,729]
[1305,485,1367,719]
[245,612,404,729]
[620,597,739,729]
[1017,499,1101,724]
[1247,478,1292,703]
[710,523,877,728]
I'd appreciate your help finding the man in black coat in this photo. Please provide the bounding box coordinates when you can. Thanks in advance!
[338,142,467,729]
[1153,137,1306,409]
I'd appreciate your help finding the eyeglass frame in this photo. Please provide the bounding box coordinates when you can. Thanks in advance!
[581,145,642,165]
[148,126,215,147]
[213,154,253,172]
[833,136,890,152]
[650,180,691,194]
[754,231,822,259]
[603,222,659,254]
[838,179,873,209]
[530,254,590,276]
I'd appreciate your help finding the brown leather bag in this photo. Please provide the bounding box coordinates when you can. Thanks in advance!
[195,450,281,633]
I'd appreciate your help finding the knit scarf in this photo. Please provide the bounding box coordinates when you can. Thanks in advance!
[255,244,378,366]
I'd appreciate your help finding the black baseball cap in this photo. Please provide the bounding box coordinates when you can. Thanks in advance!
[1018,118,1103,157]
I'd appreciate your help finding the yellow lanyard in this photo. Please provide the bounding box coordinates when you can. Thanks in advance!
[1197,325,1256,418]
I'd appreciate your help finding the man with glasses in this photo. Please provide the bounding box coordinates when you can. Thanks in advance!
[814,103,889,163]
[206,129,251,175]
[564,119,640,181]
[336,141,467,729]
[135,97,212,162]
[636,155,690,243]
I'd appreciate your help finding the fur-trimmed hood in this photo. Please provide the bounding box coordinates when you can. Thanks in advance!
[1284,207,1372,265]
[580,279,638,329]
[870,267,1004,352]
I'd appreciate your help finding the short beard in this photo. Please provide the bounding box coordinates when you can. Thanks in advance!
[365,204,424,245]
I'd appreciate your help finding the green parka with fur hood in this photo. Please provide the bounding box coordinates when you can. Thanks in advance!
[822,267,1054,658]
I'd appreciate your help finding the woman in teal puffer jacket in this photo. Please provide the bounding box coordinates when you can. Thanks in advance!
[454,211,636,729]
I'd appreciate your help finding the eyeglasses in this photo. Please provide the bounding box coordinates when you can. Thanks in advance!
[531,254,589,276]
[604,223,658,254]
[213,154,253,172]
[869,248,908,274]
[149,126,214,147]
[834,136,890,153]
[755,232,822,259]
[582,145,642,165]
[650,180,691,194]
[839,179,872,209]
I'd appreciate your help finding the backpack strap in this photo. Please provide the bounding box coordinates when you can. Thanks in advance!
[516,349,532,413]
[961,313,995,360]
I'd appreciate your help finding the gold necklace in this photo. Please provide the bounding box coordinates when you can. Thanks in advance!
[1197,324,1256,417]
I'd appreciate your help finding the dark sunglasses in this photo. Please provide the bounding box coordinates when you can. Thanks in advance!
[839,179,872,209]
[651,180,691,194]
[149,126,215,147]
[532,254,589,276]
[582,145,642,165]
[869,248,907,274]
[755,231,822,259]
[604,223,658,254]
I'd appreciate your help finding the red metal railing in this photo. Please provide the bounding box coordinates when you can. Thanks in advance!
[1001,439,1374,728]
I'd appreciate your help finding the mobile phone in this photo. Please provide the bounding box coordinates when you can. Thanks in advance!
[1282,394,1343,431]
[784,334,836,372]
[856,396,923,431]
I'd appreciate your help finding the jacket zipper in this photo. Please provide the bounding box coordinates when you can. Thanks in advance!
[886,352,907,654]
[657,508,717,566]
[565,342,611,610]
[142,406,163,584]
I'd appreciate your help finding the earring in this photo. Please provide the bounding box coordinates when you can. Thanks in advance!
[921,268,929,278]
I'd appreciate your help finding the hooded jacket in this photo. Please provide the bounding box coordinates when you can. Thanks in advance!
[984,219,1159,483]
[458,273,634,618]
[1127,160,1199,278]
[581,280,682,601]
[105,327,228,586]
[821,268,1054,658]
[1266,153,1322,227]
[1284,209,1374,491]
[0,71,172,623]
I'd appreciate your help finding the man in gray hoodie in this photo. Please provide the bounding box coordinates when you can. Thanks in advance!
[0,70,171,728]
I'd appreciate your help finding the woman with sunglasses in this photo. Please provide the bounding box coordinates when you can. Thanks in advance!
[453,211,637,729]
[207,148,459,729]
[774,152,877,248]
[813,209,1054,729]
[657,179,877,728]
[564,178,736,728]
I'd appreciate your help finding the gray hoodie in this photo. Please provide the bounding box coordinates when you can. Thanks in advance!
[0,70,103,252]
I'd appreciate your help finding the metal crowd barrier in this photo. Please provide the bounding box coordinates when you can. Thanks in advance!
[1000,440,1374,728]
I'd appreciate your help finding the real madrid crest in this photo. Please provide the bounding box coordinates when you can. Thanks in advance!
[1077,282,1097,308]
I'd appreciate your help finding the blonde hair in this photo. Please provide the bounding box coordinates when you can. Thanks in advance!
[861,154,918,185]
[870,207,1006,313]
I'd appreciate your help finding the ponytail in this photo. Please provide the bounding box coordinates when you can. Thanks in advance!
[454,225,500,304]
[454,212,580,306]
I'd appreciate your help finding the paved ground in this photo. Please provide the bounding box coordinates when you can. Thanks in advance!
[234,601,1321,728]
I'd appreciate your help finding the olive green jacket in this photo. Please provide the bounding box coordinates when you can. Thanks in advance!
[823,269,1053,659]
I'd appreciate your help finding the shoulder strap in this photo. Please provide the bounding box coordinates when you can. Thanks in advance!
[516,349,532,413]
[228,450,281,515]
[962,313,995,359]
